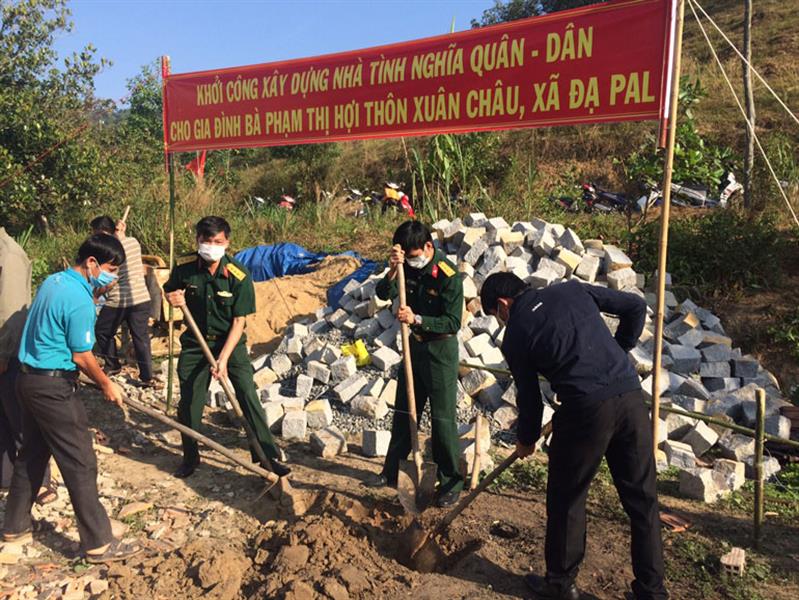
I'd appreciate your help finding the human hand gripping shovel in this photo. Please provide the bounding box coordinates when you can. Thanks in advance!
[179,302,304,514]
[395,262,438,515]
[399,420,553,572]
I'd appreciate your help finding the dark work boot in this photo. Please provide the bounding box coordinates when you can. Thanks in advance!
[361,473,397,489]
[524,574,595,600]
[269,458,291,477]
[173,459,199,479]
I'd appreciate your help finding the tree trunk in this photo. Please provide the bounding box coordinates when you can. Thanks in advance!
[742,0,756,209]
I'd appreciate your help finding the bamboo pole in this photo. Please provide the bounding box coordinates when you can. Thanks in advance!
[470,413,484,491]
[753,388,766,548]
[457,361,799,450]
[651,0,686,455]
[166,152,176,413]
[742,0,756,208]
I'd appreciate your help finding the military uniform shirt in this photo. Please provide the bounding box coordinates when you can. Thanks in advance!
[376,249,462,335]
[163,253,255,343]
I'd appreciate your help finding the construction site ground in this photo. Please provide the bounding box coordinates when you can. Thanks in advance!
[2,383,798,600]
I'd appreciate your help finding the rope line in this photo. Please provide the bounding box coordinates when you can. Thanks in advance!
[688,0,799,228]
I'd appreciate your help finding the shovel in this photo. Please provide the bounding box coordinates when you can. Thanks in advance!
[400,420,553,572]
[395,262,437,514]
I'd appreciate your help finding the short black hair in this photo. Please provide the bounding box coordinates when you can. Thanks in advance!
[90,215,115,234]
[196,216,231,240]
[75,234,126,267]
[480,272,528,315]
[392,220,431,253]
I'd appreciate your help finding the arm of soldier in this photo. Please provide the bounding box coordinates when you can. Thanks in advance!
[505,343,543,458]
[416,269,463,334]
[582,283,646,351]
[376,244,403,301]
[213,271,256,380]
[162,264,186,306]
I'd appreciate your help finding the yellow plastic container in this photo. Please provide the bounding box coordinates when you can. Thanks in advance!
[341,339,371,367]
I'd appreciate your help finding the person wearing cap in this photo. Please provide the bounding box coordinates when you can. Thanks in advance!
[3,234,140,563]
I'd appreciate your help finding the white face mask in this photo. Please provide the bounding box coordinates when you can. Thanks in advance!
[406,252,431,270]
[198,243,226,263]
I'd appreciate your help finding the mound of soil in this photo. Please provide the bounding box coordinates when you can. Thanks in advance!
[246,255,361,355]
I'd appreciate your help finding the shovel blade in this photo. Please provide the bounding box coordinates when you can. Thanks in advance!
[398,460,438,514]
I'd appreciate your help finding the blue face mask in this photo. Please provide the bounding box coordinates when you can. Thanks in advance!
[89,262,118,289]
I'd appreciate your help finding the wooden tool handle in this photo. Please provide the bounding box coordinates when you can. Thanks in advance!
[121,205,131,224]
[431,421,553,538]
[123,397,278,484]
[397,263,423,480]
[469,413,484,491]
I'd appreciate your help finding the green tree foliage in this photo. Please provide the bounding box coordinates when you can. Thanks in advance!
[0,0,114,232]
[471,0,606,27]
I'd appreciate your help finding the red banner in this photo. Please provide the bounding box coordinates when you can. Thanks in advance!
[163,0,675,153]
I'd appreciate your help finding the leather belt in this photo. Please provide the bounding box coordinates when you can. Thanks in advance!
[20,364,79,380]
[411,331,454,343]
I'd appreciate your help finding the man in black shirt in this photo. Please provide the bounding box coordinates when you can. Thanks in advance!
[481,273,667,600]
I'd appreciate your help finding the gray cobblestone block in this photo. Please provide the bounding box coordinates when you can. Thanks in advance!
[379,379,397,407]
[281,409,307,440]
[713,458,745,492]
[310,426,347,458]
[293,374,314,399]
[528,267,561,289]
[492,403,518,430]
[306,360,331,385]
[673,377,711,400]
[302,337,325,360]
[362,429,391,457]
[663,313,701,341]
[372,346,402,371]
[501,383,517,407]
[463,275,479,300]
[376,309,395,330]
[680,421,719,457]
[630,345,654,374]
[362,377,385,399]
[765,414,791,439]
[465,332,493,357]
[353,300,371,319]
[315,306,334,320]
[705,395,744,421]
[269,354,293,377]
[742,454,781,480]
[731,358,759,379]
[480,346,507,369]
[375,322,400,348]
[679,467,727,503]
[555,248,582,277]
[461,366,496,396]
[465,212,488,227]
[253,367,278,389]
[699,331,733,348]
[305,399,334,429]
[285,337,304,364]
[326,308,349,328]
[574,254,600,282]
[478,382,505,411]
[671,394,707,414]
[463,238,489,266]
[603,245,633,272]
[607,267,638,291]
[719,434,755,461]
[558,228,585,255]
[330,355,357,383]
[341,315,362,337]
[285,322,309,340]
[319,344,342,365]
[333,374,368,403]
[537,257,567,279]
[263,402,284,433]
[700,361,731,379]
[531,228,557,257]
[351,395,389,420]
[700,344,733,363]
[677,328,705,348]
[354,317,381,340]
[500,230,525,253]
[251,354,270,372]
[666,344,702,374]
[666,412,697,439]
[308,319,330,335]
[664,440,696,469]
[470,315,501,338]
[703,377,741,394]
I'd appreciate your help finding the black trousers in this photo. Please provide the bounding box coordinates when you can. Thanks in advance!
[546,389,667,600]
[3,373,113,550]
[0,359,51,489]
[94,302,153,381]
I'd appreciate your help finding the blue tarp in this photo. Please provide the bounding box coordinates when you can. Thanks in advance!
[234,243,377,310]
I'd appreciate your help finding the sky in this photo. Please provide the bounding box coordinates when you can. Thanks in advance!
[53,0,494,102]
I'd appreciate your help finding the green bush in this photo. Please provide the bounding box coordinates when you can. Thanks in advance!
[629,211,784,294]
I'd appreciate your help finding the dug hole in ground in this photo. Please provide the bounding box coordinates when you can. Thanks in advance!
[1,215,797,600]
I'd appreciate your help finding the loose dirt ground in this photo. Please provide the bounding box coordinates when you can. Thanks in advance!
[2,384,798,600]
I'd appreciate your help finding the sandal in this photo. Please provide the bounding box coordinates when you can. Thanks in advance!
[85,538,142,564]
[2,520,52,543]
[35,483,59,506]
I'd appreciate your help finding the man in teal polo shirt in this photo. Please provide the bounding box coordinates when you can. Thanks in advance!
[3,234,140,563]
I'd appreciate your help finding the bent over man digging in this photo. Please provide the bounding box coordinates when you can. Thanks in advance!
[480,272,668,600]
[363,220,464,508]
[163,216,289,479]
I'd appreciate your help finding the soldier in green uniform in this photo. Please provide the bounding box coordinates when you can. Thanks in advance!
[364,220,464,507]
[163,216,289,479]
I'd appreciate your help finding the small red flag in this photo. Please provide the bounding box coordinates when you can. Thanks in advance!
[185,150,207,180]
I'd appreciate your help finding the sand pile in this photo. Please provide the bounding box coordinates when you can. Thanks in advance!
[246,256,362,355]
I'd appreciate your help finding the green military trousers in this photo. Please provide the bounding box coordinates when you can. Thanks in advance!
[382,336,464,494]
[177,341,278,465]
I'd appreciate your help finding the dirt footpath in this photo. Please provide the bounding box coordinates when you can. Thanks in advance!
[2,386,798,600]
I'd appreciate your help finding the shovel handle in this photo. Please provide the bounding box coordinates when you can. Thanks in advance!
[180,303,274,471]
[397,263,423,482]
[122,397,278,484]
[121,205,131,224]
[430,421,553,539]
